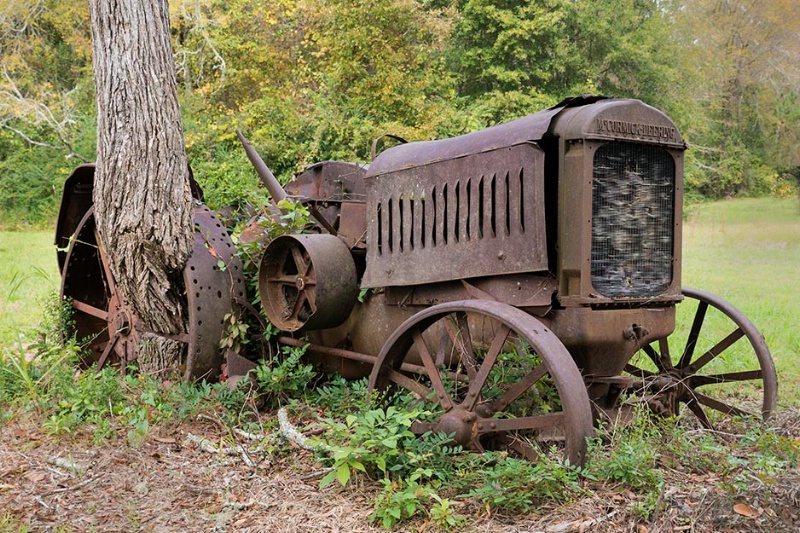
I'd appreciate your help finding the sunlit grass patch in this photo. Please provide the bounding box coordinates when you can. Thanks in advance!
[682,198,800,406]
[0,231,59,348]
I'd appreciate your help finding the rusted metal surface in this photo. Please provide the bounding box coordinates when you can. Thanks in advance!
[368,300,594,466]
[362,142,549,288]
[549,99,685,306]
[285,161,367,203]
[258,234,357,332]
[624,288,777,427]
[183,205,247,381]
[385,273,556,310]
[237,130,288,204]
[59,202,244,381]
[57,95,777,465]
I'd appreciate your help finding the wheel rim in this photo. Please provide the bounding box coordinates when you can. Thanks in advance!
[60,205,246,380]
[60,207,139,371]
[368,300,593,465]
[625,287,777,428]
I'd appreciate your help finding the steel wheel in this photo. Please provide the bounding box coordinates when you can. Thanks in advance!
[368,300,594,466]
[625,288,777,428]
[60,205,246,380]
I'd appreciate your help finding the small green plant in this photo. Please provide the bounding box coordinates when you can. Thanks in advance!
[460,451,586,514]
[589,412,664,492]
[220,312,250,354]
[371,478,438,529]
[253,343,316,408]
[586,408,665,519]
[318,406,422,488]
[429,493,464,530]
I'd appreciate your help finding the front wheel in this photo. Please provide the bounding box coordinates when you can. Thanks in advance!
[368,300,594,466]
[625,288,777,428]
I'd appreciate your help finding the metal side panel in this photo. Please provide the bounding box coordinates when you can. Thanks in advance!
[362,143,548,288]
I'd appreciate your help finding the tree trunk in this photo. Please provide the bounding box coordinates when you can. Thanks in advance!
[89,0,194,374]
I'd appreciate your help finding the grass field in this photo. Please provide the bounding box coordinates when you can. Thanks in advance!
[1,197,798,404]
[0,231,60,348]
[682,198,800,405]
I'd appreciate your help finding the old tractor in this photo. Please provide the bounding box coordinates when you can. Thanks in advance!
[57,96,777,465]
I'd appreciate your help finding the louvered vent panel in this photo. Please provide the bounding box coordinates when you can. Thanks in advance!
[591,143,675,298]
[362,144,548,288]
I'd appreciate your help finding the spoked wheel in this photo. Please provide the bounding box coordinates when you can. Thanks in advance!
[60,205,246,380]
[625,288,777,428]
[368,300,594,466]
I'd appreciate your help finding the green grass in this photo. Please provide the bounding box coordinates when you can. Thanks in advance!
[682,198,800,406]
[0,231,60,347]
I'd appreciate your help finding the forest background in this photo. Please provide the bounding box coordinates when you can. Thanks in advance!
[1,0,799,228]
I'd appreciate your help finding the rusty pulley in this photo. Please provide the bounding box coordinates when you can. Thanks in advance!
[258,234,358,332]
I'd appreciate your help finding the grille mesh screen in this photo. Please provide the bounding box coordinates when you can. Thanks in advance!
[591,143,675,298]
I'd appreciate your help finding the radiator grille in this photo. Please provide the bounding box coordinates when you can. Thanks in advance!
[591,143,675,298]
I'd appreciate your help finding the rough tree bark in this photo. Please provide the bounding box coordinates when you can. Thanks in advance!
[89,0,194,374]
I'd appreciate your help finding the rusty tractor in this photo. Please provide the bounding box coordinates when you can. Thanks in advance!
[57,96,777,465]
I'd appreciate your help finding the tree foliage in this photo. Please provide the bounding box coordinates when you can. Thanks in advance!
[0,0,798,225]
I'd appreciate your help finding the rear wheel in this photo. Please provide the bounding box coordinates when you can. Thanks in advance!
[369,300,594,465]
[60,205,246,380]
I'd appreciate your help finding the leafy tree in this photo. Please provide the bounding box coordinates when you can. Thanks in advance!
[446,0,681,124]
[677,0,800,197]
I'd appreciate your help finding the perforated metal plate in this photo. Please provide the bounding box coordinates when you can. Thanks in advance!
[184,204,247,381]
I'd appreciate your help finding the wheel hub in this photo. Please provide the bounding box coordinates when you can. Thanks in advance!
[434,407,477,447]
[642,372,685,416]
[107,295,135,337]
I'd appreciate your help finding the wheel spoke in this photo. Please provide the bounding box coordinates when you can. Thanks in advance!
[685,398,713,429]
[94,229,117,295]
[507,438,539,462]
[96,334,119,371]
[304,287,317,311]
[624,363,655,379]
[461,324,510,410]
[387,369,433,401]
[444,311,478,379]
[477,412,565,434]
[688,328,745,372]
[291,246,310,276]
[491,433,539,461]
[690,369,763,387]
[694,391,753,419]
[72,300,109,321]
[271,275,300,285]
[288,291,308,320]
[469,438,486,453]
[658,338,673,369]
[485,363,547,412]
[642,344,665,372]
[412,330,454,411]
[679,301,708,368]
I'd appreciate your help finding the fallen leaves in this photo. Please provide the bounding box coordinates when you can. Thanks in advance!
[733,502,763,518]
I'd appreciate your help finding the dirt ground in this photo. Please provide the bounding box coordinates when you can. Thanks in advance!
[1,411,799,533]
